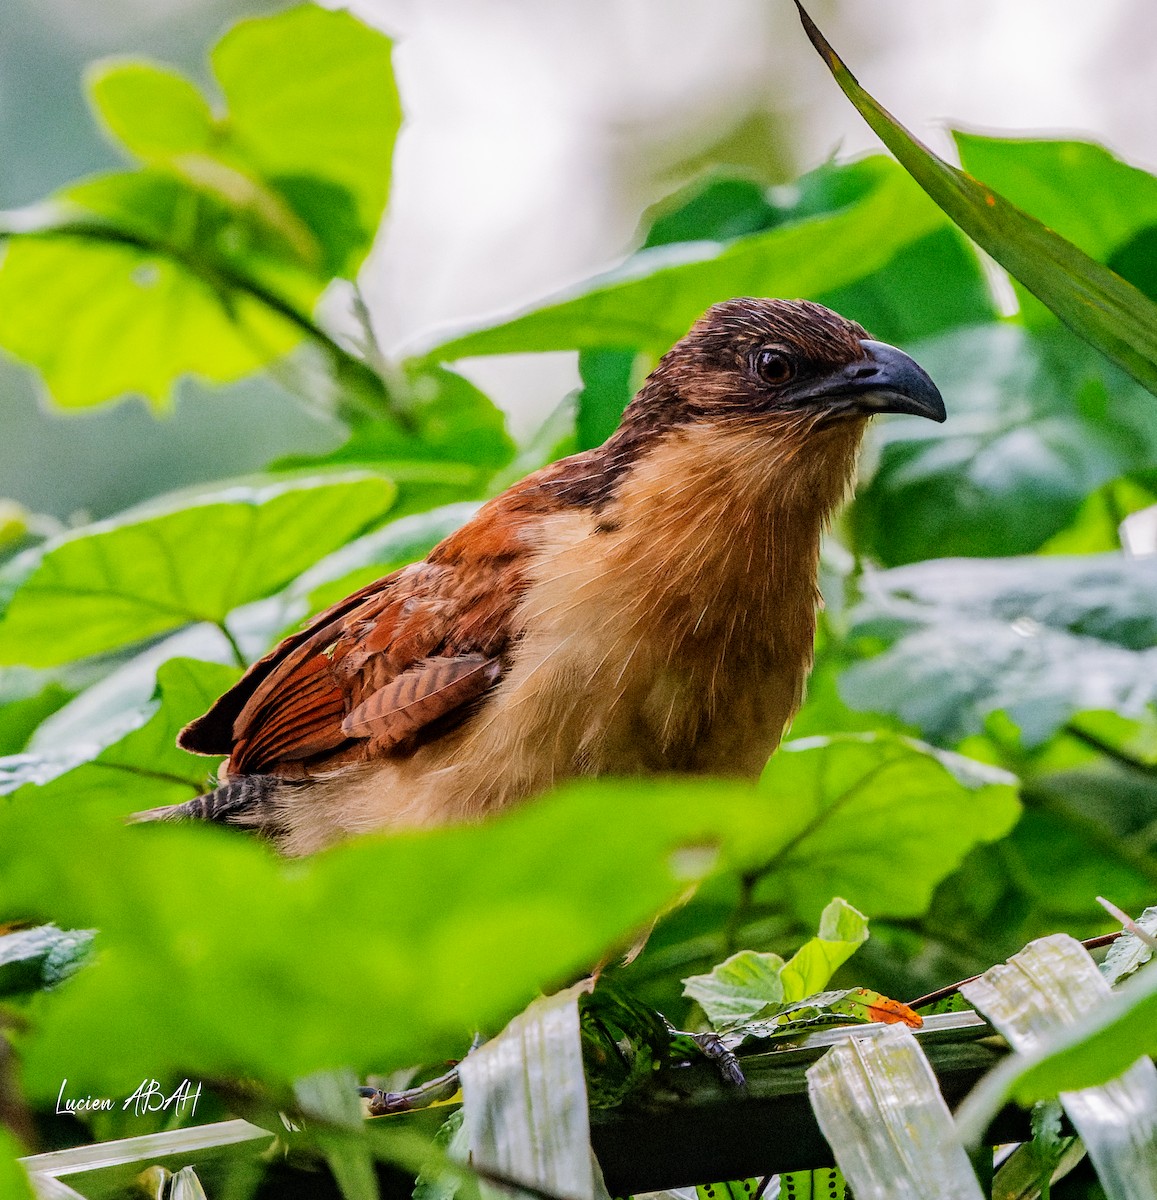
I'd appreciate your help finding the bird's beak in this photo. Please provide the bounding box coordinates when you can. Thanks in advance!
[812,339,946,423]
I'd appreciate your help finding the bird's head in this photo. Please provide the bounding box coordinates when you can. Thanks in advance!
[597,297,945,513]
[630,296,945,434]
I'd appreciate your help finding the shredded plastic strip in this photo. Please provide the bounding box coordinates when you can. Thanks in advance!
[459,982,608,1200]
[961,933,1157,1200]
[806,1023,985,1200]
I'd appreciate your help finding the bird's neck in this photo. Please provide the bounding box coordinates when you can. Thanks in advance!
[596,419,865,648]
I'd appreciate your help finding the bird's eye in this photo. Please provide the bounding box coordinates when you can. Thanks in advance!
[754,348,795,386]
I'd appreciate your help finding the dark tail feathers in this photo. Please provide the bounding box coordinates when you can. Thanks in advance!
[129,775,285,828]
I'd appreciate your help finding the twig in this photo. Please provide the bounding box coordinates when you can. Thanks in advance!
[906,931,1123,1011]
[1063,722,1157,776]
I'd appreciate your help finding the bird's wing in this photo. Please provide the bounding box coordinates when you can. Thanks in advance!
[178,490,540,776]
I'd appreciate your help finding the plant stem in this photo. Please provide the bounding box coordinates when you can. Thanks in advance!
[1062,721,1157,775]
[217,621,247,669]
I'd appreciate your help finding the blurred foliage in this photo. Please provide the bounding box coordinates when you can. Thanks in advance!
[0,3,1155,1197]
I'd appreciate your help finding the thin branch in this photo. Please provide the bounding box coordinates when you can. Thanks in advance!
[905,931,1123,1011]
[1063,721,1157,776]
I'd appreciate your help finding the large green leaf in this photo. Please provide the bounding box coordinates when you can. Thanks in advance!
[752,735,1019,922]
[853,324,1157,564]
[795,2,1157,399]
[0,473,396,667]
[0,5,399,409]
[420,165,947,361]
[0,737,1013,1101]
[0,226,305,411]
[0,779,751,1098]
[841,553,1157,744]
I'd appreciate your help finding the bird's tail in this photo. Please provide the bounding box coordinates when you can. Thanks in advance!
[129,775,284,828]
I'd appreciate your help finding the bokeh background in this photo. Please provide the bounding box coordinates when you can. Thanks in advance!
[3,0,1155,520]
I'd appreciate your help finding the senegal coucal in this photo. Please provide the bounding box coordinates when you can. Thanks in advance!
[141,298,944,854]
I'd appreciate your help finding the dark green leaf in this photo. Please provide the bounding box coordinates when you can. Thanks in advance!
[0,925,96,996]
[574,350,644,451]
[795,2,1157,398]
[853,324,1157,564]
[842,553,1157,744]
[642,173,780,247]
[0,474,396,666]
[2,656,237,802]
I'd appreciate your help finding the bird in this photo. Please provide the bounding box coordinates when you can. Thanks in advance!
[136,298,945,855]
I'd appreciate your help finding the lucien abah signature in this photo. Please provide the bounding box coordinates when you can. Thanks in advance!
[56,1078,201,1118]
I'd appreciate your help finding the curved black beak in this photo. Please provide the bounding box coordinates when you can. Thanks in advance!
[805,339,946,423]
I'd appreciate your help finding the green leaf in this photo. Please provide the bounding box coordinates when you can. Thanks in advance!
[644,173,780,246]
[0,1127,34,1200]
[421,165,947,360]
[0,230,303,410]
[842,553,1157,744]
[853,324,1157,564]
[795,2,1157,399]
[0,473,396,666]
[89,62,215,161]
[211,4,400,274]
[753,735,1020,922]
[682,950,787,1028]
[2,657,237,802]
[0,924,95,996]
[0,775,762,1099]
[779,898,869,1001]
[681,899,869,1028]
[954,134,1157,271]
